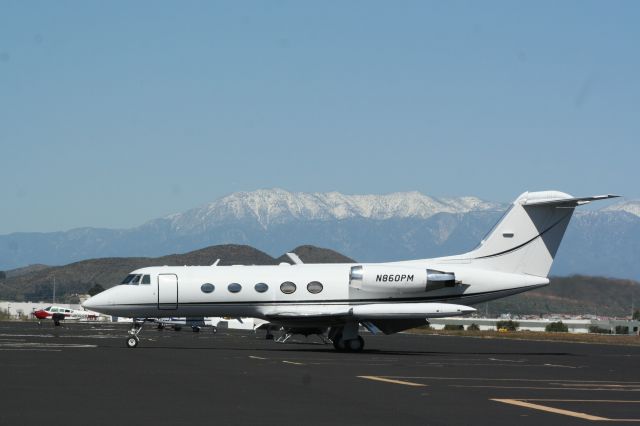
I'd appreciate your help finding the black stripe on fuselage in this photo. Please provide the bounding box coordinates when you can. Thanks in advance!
[115,284,546,307]
[474,214,570,259]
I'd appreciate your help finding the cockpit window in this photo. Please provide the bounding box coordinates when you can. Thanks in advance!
[131,275,141,285]
[121,274,134,284]
[44,306,51,311]
[141,275,150,285]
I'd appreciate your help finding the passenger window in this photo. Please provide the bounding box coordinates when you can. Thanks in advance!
[228,283,242,293]
[254,283,269,293]
[121,274,134,284]
[280,281,296,294]
[51,307,58,312]
[307,281,323,294]
[201,283,215,293]
[131,275,141,285]
[141,275,150,285]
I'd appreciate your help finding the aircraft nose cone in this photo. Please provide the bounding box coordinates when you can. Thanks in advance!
[82,295,99,310]
[81,289,116,315]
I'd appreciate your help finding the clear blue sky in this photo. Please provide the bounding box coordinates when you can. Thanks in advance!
[1,1,638,234]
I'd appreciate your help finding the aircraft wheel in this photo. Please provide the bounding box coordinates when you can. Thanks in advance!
[54,319,61,327]
[347,336,365,352]
[212,326,217,334]
[192,326,201,333]
[332,333,346,351]
[126,336,139,348]
[157,324,164,330]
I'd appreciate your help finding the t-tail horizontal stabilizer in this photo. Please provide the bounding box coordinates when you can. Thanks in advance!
[457,191,620,277]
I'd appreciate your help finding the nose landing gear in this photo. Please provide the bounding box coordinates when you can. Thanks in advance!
[125,321,144,348]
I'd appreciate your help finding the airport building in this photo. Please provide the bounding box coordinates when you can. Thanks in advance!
[430,317,640,335]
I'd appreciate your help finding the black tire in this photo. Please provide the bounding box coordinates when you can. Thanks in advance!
[212,326,217,334]
[347,336,365,352]
[126,336,139,348]
[192,326,200,333]
[332,333,346,351]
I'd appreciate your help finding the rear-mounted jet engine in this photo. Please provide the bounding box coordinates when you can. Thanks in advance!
[349,265,457,293]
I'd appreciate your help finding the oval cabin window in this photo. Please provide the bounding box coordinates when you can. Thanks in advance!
[307,281,323,294]
[254,283,269,293]
[228,283,242,293]
[280,281,297,294]
[201,283,215,293]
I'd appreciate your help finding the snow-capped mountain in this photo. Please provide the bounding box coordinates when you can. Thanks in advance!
[0,189,639,280]
[163,189,505,231]
[603,200,640,217]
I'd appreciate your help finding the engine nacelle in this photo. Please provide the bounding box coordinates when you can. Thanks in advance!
[349,265,457,293]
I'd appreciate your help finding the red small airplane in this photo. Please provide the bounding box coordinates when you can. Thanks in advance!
[33,305,101,326]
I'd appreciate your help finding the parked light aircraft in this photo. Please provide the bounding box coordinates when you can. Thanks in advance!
[83,191,617,351]
[33,305,101,326]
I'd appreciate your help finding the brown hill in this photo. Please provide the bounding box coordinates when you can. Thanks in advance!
[0,244,353,302]
[0,245,274,302]
[484,275,640,318]
[5,264,50,278]
[275,245,355,264]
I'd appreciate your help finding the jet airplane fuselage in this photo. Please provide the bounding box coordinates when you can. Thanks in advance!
[83,190,618,350]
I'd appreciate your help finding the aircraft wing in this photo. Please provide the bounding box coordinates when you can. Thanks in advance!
[264,302,475,321]
[264,303,475,335]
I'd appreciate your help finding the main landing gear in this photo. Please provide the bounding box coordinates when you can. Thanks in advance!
[126,321,144,348]
[329,322,365,353]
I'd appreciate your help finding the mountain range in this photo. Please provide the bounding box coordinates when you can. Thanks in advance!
[1,189,639,279]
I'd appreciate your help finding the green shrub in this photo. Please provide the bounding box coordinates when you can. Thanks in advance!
[588,325,610,334]
[88,283,105,296]
[545,321,569,333]
[444,324,464,331]
[496,320,519,331]
[467,323,480,331]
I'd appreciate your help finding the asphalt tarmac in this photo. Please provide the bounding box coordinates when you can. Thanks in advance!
[0,321,639,426]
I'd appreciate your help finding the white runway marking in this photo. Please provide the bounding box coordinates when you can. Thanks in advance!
[358,376,427,387]
[0,342,97,349]
[492,398,640,422]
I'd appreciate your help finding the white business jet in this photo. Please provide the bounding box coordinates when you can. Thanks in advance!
[83,191,617,351]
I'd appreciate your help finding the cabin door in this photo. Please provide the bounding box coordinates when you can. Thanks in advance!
[158,274,178,310]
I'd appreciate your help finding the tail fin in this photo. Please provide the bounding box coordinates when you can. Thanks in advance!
[461,191,618,277]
